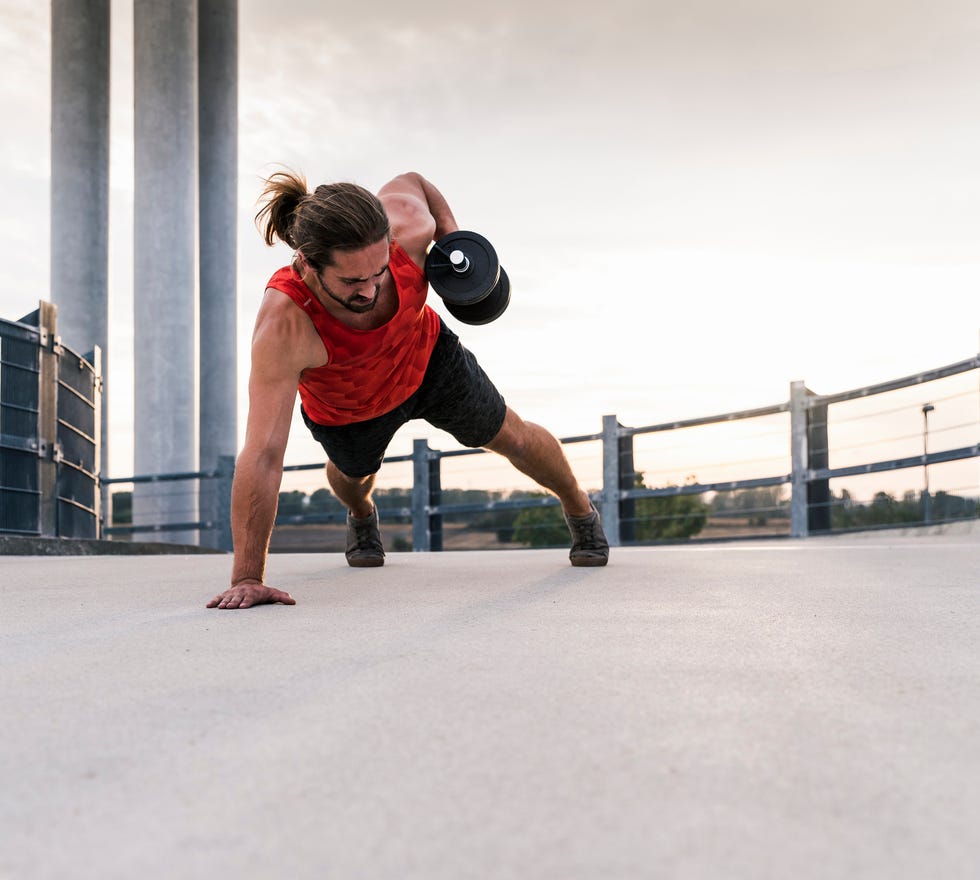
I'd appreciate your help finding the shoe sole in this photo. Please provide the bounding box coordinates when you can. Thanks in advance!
[346,556,385,568]
[570,556,609,567]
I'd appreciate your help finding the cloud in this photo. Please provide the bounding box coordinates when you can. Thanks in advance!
[3,0,979,488]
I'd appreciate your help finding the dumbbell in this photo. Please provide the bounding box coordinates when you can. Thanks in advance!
[424,231,510,325]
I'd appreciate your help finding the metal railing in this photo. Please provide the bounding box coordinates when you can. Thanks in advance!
[1,302,101,539]
[98,352,980,552]
[101,457,235,547]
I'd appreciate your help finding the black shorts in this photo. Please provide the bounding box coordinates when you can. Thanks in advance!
[301,320,507,478]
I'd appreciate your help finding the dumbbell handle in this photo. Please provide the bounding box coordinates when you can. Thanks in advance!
[429,242,472,275]
[449,249,470,273]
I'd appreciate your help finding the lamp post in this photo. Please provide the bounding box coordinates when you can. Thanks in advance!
[921,403,935,524]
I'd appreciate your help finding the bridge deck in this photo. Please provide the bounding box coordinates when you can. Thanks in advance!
[2,533,978,879]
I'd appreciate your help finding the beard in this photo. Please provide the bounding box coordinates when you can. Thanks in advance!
[323,283,381,314]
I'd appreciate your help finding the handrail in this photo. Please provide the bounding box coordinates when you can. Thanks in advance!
[91,351,980,550]
[812,355,980,407]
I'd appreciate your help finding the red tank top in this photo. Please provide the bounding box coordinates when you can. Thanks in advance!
[268,241,440,425]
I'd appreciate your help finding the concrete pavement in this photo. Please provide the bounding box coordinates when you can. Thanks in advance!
[2,534,979,879]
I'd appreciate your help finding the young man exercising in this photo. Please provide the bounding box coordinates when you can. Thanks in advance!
[208,171,608,610]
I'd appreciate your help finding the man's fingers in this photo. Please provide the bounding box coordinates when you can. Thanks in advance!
[206,585,296,609]
[206,591,244,609]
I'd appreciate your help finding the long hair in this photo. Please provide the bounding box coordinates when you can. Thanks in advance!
[254,170,391,270]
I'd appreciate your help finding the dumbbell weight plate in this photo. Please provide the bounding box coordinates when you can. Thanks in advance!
[425,230,500,306]
[444,267,510,325]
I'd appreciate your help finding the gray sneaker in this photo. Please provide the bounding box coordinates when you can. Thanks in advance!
[346,506,385,567]
[565,503,610,567]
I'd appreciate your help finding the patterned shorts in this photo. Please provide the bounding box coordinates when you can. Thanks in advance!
[301,320,507,478]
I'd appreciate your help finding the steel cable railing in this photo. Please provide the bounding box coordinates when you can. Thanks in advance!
[88,352,980,550]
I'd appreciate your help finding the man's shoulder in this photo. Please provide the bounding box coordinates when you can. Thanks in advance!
[265,264,305,296]
[256,285,311,332]
[252,292,327,371]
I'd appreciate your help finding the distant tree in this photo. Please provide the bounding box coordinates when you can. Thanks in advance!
[633,474,707,540]
[710,487,788,526]
[307,488,343,514]
[509,476,709,547]
[511,496,567,547]
[933,491,979,520]
[869,491,918,525]
[277,490,307,517]
[467,490,533,541]
[375,487,412,510]
[828,489,958,529]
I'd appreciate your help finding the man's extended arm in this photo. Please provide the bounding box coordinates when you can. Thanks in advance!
[207,296,308,610]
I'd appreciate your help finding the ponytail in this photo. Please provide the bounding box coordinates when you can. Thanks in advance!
[255,170,309,248]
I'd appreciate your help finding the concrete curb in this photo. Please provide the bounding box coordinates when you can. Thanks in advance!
[0,535,225,556]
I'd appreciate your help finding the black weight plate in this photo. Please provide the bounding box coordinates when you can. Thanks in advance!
[425,230,500,306]
[445,266,511,325]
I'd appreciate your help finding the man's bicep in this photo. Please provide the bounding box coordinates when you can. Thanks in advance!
[380,191,437,243]
[242,331,303,456]
[378,174,436,237]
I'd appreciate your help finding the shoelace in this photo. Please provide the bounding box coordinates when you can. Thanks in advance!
[350,517,381,550]
[571,514,600,547]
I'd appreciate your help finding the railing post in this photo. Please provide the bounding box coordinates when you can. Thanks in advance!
[89,346,103,539]
[412,439,433,552]
[429,448,443,552]
[36,302,60,537]
[601,414,622,547]
[790,381,809,538]
[618,427,636,544]
[807,398,831,533]
[216,454,235,552]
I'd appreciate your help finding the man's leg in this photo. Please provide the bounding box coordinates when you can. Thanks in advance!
[484,408,609,566]
[484,408,592,516]
[326,461,376,518]
[326,461,385,566]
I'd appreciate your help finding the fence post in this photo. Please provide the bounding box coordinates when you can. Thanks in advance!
[807,398,831,533]
[601,414,622,547]
[619,427,636,544]
[37,302,60,537]
[790,381,809,538]
[412,439,440,552]
[429,448,443,552]
[216,454,235,552]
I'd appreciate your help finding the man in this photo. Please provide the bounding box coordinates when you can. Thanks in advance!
[208,171,608,610]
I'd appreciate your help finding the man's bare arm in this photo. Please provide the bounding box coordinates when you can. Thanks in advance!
[378,172,459,267]
[207,294,316,609]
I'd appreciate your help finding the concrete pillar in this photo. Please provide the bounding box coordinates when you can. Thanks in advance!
[50,0,110,480]
[198,0,238,548]
[133,0,199,544]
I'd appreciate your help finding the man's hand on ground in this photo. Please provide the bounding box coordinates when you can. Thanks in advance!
[207,580,296,610]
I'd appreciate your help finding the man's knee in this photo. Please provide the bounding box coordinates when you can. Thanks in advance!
[486,409,549,461]
[485,408,519,452]
[327,460,377,488]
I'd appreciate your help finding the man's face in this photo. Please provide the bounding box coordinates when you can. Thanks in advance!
[314,239,391,314]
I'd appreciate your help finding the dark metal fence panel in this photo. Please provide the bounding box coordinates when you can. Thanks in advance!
[0,302,101,539]
[0,319,42,535]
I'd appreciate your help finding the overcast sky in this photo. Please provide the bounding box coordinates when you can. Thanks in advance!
[1,0,978,491]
